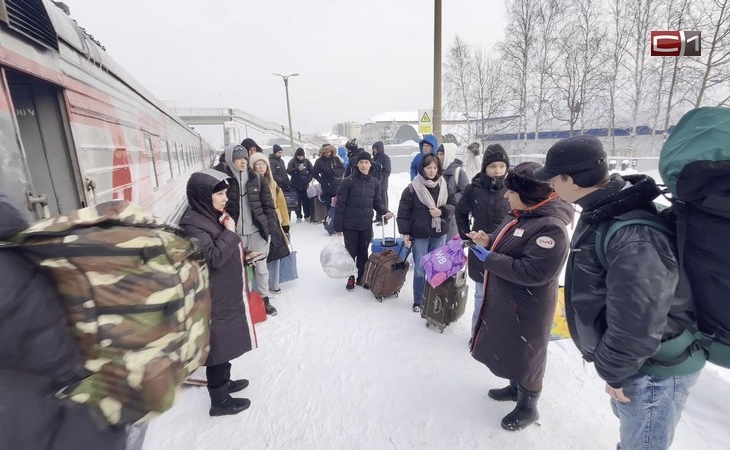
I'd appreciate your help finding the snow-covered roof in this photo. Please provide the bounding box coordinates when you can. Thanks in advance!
[365,111,418,123]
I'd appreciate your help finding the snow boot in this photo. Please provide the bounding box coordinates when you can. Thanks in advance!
[223,363,249,393]
[501,385,540,431]
[346,276,356,291]
[263,297,278,316]
[488,380,518,402]
[207,385,250,416]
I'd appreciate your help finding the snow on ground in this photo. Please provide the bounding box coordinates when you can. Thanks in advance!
[143,172,730,450]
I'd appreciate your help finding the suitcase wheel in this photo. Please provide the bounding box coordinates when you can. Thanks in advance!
[377,296,384,302]
[425,323,430,328]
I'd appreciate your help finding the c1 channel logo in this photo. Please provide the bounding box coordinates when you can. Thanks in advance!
[651,31,702,56]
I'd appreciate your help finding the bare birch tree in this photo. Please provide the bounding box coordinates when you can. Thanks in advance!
[472,48,512,139]
[693,0,730,106]
[500,0,539,151]
[531,0,562,141]
[444,36,474,141]
[604,0,631,153]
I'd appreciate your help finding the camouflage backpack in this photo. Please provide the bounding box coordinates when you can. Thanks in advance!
[1,200,211,425]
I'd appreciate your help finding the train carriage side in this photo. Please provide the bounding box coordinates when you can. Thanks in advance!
[0,0,213,223]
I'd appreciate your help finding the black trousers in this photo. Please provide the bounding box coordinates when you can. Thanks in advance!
[343,228,373,281]
[374,188,389,221]
[206,362,230,389]
[294,188,310,218]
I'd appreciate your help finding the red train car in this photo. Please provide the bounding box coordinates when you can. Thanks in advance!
[0,0,216,223]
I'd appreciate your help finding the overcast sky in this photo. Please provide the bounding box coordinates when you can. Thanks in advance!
[62,0,506,144]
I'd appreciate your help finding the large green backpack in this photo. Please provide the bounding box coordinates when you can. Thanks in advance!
[0,200,211,425]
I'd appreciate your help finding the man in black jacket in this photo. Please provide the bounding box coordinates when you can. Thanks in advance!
[269,144,292,192]
[535,135,704,450]
[287,147,314,222]
[0,192,128,449]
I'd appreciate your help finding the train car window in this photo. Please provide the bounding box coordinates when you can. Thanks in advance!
[173,142,182,175]
[162,138,173,181]
[145,136,159,190]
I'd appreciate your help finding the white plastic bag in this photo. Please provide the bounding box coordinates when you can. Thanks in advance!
[320,236,356,279]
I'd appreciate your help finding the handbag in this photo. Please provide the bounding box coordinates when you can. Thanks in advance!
[307,183,322,199]
[279,245,299,284]
[284,190,298,210]
[421,235,468,288]
[248,290,267,324]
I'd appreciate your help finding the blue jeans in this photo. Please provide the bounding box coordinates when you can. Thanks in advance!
[471,281,484,333]
[611,371,700,450]
[411,235,447,305]
[267,259,280,291]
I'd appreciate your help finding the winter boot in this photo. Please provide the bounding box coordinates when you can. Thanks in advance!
[501,385,541,431]
[263,297,278,316]
[207,385,250,417]
[346,276,356,291]
[223,363,249,393]
[488,380,518,402]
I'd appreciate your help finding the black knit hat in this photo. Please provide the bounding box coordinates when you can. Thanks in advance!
[534,135,607,187]
[272,144,283,154]
[356,151,372,163]
[482,144,510,173]
[295,147,305,157]
[504,162,553,206]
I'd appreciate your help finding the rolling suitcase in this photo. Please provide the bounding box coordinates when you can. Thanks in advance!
[362,245,411,302]
[309,196,329,223]
[371,219,408,260]
[421,270,469,332]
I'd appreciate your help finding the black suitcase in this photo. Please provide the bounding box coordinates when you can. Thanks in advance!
[421,270,469,332]
[309,196,329,223]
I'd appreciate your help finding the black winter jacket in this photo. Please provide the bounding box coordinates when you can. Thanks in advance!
[218,162,277,243]
[372,141,391,190]
[456,173,511,282]
[269,153,292,191]
[179,171,253,366]
[334,171,386,232]
[0,193,126,450]
[313,155,345,198]
[565,174,695,388]
[396,180,456,239]
[287,156,314,190]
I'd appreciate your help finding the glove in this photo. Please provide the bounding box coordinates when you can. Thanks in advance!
[282,225,290,234]
[470,245,491,262]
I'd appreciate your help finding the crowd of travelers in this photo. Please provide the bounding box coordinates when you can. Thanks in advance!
[1,130,715,450]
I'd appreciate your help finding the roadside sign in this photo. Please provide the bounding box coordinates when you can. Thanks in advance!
[418,109,433,134]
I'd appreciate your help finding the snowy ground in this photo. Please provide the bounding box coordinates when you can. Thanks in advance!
[143,172,730,450]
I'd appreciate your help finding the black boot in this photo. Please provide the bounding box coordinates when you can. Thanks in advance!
[207,385,250,416]
[222,363,248,393]
[263,297,278,316]
[488,380,518,402]
[501,385,540,431]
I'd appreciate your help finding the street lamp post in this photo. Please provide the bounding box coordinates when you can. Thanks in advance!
[273,72,299,155]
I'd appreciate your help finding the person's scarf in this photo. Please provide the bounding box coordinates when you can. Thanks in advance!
[411,174,448,232]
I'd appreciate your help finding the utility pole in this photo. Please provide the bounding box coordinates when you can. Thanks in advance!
[433,0,443,142]
[273,72,299,155]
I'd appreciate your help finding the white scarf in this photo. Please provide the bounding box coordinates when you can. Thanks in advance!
[410,174,448,232]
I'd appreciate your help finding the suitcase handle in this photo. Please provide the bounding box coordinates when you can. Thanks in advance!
[393,242,412,270]
[379,217,398,241]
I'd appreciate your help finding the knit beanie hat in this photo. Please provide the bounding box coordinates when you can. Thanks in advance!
[504,162,553,206]
[231,145,248,162]
[356,152,372,163]
[295,147,305,157]
[482,144,510,173]
[272,144,283,154]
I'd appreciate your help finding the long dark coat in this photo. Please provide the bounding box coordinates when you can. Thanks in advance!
[313,154,345,198]
[287,156,314,190]
[179,170,254,366]
[471,196,573,387]
[455,172,511,282]
[0,193,126,449]
[269,153,292,191]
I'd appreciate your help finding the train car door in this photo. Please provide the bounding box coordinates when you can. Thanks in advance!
[6,71,83,218]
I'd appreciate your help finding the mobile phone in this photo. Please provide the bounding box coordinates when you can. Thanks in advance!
[463,239,476,248]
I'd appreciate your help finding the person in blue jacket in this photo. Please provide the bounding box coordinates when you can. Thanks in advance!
[410,134,438,180]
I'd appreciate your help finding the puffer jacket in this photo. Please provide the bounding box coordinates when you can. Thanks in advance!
[396,178,456,239]
[565,174,695,387]
[334,170,386,232]
[287,156,314,190]
[455,172,511,282]
[0,193,126,450]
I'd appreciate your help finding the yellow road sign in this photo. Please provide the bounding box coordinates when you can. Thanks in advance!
[418,109,433,134]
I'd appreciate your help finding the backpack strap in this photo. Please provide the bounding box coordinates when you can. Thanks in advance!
[594,214,673,271]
